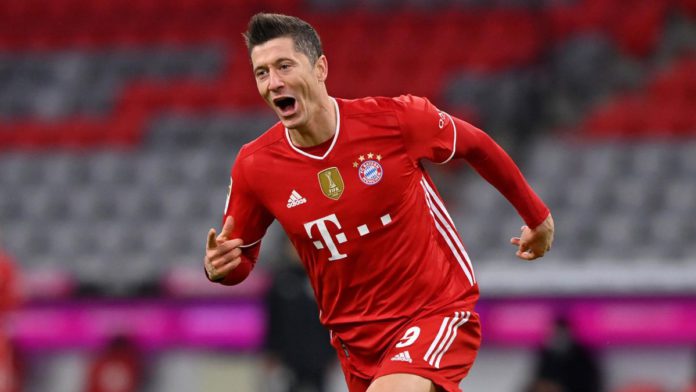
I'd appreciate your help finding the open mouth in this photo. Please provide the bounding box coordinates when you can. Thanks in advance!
[273,96,297,115]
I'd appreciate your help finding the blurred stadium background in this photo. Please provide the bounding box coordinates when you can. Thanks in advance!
[0,0,695,391]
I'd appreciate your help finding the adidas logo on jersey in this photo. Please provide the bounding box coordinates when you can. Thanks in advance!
[287,190,307,208]
[390,351,412,363]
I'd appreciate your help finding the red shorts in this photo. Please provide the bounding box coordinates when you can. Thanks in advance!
[336,310,481,392]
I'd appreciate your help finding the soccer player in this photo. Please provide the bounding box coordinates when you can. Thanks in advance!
[204,13,554,392]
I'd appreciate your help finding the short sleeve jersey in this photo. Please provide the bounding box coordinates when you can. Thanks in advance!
[225,95,484,375]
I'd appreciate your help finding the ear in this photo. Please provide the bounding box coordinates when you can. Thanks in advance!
[314,55,328,83]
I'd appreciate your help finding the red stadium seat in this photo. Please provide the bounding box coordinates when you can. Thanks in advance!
[1,0,692,149]
[583,95,641,138]
[677,0,696,18]
[580,52,696,139]
[609,0,668,57]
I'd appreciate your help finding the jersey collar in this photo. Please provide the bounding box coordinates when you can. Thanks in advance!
[284,97,340,161]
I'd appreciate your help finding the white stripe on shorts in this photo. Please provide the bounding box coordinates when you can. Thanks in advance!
[423,311,472,368]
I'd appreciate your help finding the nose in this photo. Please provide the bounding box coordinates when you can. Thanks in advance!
[268,69,284,91]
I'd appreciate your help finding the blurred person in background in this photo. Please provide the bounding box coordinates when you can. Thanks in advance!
[204,13,554,392]
[525,316,602,392]
[84,334,144,392]
[0,241,22,392]
[264,239,335,392]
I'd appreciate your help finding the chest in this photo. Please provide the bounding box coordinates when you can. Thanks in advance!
[254,136,416,241]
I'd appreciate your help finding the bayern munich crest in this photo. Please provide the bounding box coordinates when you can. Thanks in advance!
[358,160,383,185]
[353,152,384,186]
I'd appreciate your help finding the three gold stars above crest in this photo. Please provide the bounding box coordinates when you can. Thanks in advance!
[353,152,382,168]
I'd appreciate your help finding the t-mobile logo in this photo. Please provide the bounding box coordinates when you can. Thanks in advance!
[303,213,392,261]
[304,214,347,261]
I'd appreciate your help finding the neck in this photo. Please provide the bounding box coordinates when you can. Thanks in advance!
[288,95,336,147]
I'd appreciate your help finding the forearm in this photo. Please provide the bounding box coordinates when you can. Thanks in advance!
[454,119,549,228]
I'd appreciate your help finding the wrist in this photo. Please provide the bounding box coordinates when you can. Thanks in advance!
[532,211,553,231]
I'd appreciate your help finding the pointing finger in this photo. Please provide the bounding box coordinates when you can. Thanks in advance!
[207,228,217,250]
[218,216,235,242]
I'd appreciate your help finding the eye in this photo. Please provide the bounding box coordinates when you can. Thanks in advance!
[279,63,292,71]
[255,69,268,79]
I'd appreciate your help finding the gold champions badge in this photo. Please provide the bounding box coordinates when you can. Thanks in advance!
[317,167,344,200]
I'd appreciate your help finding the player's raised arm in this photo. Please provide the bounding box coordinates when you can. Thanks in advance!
[204,216,245,282]
[450,117,555,261]
[394,96,554,261]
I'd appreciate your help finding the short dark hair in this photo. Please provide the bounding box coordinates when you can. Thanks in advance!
[243,13,323,64]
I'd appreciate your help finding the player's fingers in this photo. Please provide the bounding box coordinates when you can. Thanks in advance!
[518,240,530,252]
[510,237,521,246]
[212,245,243,265]
[207,255,240,282]
[230,247,242,259]
[210,247,242,266]
[517,249,537,261]
[213,249,243,268]
[210,242,244,265]
[206,228,217,250]
[218,216,235,242]
[214,238,244,255]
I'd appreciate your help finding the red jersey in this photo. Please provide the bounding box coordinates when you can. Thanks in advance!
[223,95,548,377]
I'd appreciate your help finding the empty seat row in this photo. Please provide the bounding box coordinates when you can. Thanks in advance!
[2,140,695,293]
[0,47,224,120]
[0,150,235,188]
[525,140,696,181]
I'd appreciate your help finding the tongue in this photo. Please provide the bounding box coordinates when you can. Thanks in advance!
[280,100,296,115]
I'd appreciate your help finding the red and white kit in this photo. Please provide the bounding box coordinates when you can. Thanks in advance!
[222,95,549,391]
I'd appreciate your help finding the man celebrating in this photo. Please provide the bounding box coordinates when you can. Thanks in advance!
[204,13,554,392]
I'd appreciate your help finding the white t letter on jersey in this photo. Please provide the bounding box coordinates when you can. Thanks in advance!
[303,214,348,261]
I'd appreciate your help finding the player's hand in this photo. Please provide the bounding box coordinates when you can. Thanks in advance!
[204,216,244,282]
[510,213,554,261]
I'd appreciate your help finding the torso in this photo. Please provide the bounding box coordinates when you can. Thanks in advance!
[233,97,479,375]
